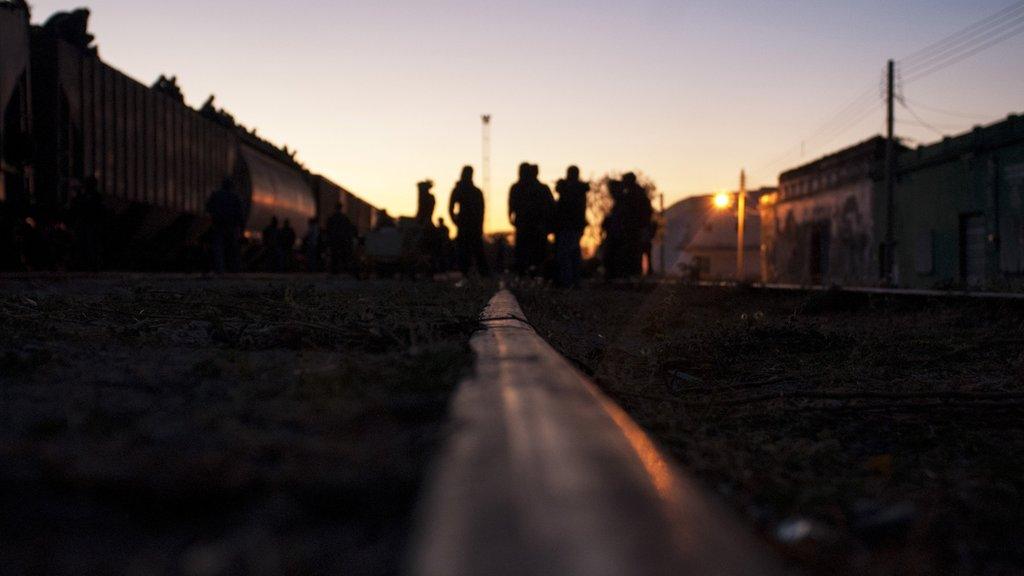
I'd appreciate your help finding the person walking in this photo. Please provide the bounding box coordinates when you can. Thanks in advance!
[448,166,490,277]
[554,166,589,287]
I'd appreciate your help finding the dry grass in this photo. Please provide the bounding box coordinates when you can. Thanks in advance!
[0,275,492,576]
[516,283,1024,576]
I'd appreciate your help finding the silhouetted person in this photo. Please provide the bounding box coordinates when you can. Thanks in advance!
[302,217,320,272]
[416,180,436,226]
[449,166,490,277]
[206,178,244,273]
[621,173,653,277]
[280,218,296,270]
[326,204,356,275]
[71,176,105,271]
[263,217,282,272]
[554,166,589,287]
[435,217,452,271]
[509,163,554,276]
[603,179,626,279]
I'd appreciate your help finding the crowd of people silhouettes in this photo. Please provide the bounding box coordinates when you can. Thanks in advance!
[202,163,654,282]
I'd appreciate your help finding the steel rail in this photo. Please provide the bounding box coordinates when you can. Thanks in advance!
[408,290,787,576]
[627,277,1024,300]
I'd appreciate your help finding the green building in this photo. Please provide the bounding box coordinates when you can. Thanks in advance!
[894,114,1024,289]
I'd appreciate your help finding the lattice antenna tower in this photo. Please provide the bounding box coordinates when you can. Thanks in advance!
[481,114,491,230]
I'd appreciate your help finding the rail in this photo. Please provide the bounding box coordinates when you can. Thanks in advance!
[408,290,787,576]
[694,279,1024,300]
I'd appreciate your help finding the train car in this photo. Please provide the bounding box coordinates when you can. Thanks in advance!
[310,174,342,229]
[234,136,317,239]
[0,3,32,213]
[2,7,380,270]
[25,10,323,267]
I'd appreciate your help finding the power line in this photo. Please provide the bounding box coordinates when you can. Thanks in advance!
[903,19,1024,83]
[899,98,993,121]
[752,2,1023,180]
[898,0,1024,67]
[898,102,948,137]
[753,91,882,177]
[900,12,1024,75]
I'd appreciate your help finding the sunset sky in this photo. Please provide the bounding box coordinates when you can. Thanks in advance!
[28,0,1024,231]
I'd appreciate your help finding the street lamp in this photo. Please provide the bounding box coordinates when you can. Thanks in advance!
[712,170,747,281]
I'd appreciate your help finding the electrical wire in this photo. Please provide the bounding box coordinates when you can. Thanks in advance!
[898,100,957,137]
[899,98,994,121]
[898,1,1024,67]
[899,7,1024,74]
[903,19,1024,83]
[750,1,1023,180]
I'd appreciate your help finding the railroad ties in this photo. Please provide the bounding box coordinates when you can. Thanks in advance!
[408,290,787,576]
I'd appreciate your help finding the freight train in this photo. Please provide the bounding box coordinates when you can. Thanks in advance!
[0,4,380,269]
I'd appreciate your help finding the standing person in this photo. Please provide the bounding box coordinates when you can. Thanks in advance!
[508,163,554,276]
[529,164,555,274]
[326,204,356,275]
[448,165,490,277]
[554,166,589,287]
[206,178,244,273]
[435,217,452,272]
[280,218,296,271]
[603,179,626,279]
[622,172,653,277]
[416,180,436,226]
[302,217,321,273]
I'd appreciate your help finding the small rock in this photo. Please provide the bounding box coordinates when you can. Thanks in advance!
[775,517,832,544]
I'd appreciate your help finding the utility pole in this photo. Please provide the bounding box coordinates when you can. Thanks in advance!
[737,169,746,281]
[884,59,895,283]
[481,115,491,232]
[659,193,666,275]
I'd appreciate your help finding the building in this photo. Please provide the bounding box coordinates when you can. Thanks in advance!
[650,195,709,275]
[761,115,1024,291]
[653,189,771,280]
[894,114,1024,289]
[760,137,909,285]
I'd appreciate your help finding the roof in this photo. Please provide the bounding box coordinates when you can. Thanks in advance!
[899,113,1024,172]
[779,136,905,183]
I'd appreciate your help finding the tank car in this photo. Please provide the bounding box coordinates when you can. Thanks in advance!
[0,6,378,270]
[0,4,33,268]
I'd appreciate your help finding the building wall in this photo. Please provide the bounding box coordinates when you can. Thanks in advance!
[761,179,877,285]
[650,195,711,275]
[687,246,761,281]
[894,122,1024,289]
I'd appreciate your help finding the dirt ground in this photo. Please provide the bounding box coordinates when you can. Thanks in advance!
[515,282,1024,576]
[0,275,491,576]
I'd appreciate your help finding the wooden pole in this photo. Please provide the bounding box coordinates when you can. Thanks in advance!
[737,170,747,280]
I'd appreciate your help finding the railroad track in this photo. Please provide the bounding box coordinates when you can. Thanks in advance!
[407,289,787,576]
